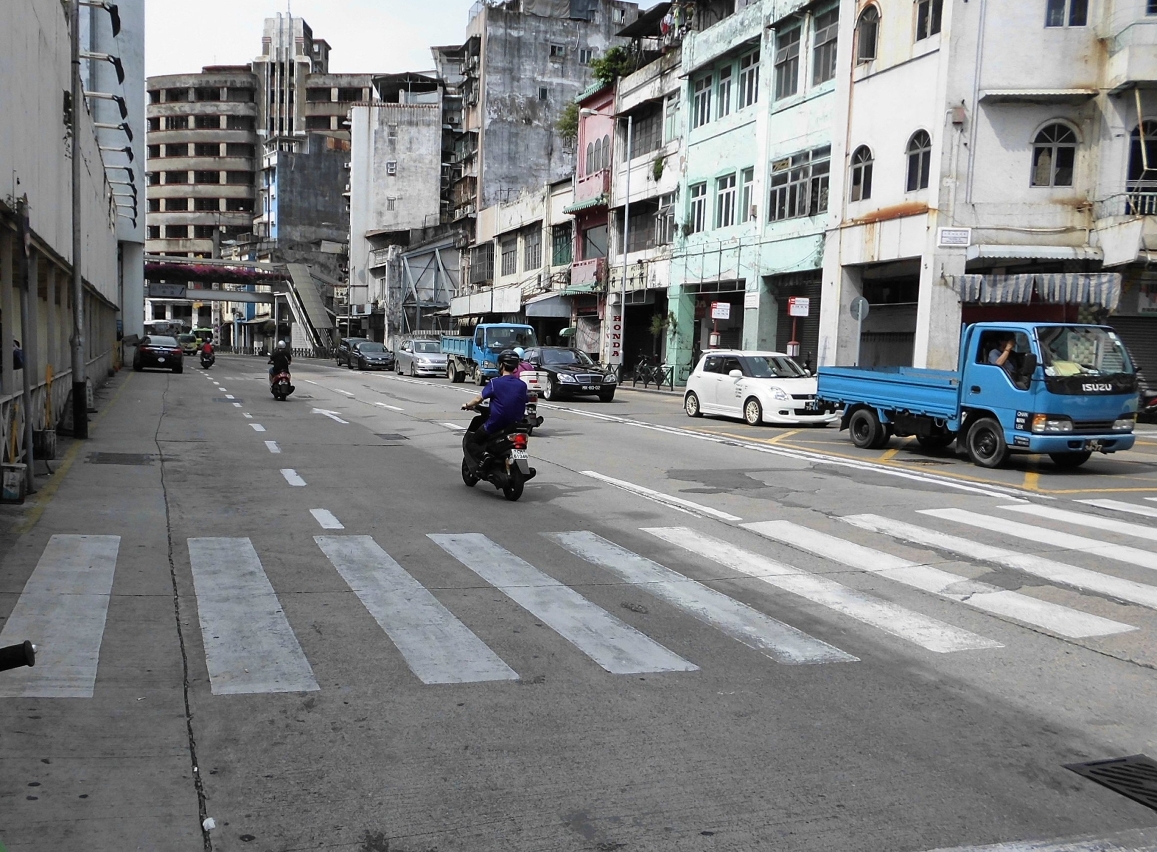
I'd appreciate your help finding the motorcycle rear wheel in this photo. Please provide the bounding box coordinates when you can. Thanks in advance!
[502,467,525,501]
[461,458,478,487]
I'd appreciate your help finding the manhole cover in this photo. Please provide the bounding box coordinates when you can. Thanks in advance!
[374,434,408,441]
[1065,754,1157,811]
[87,453,155,466]
[212,398,243,403]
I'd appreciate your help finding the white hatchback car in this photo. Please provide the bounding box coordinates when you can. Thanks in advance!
[684,350,838,426]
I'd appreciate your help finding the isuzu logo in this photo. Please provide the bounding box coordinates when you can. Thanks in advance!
[1082,383,1113,392]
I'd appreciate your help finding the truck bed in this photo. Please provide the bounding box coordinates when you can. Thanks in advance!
[817,366,962,420]
[441,336,472,358]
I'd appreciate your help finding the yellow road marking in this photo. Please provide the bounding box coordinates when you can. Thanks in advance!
[767,429,802,445]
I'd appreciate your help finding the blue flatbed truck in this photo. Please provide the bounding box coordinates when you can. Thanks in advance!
[817,322,1139,469]
[442,323,537,385]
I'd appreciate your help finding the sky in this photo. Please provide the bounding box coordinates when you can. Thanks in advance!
[144,0,478,78]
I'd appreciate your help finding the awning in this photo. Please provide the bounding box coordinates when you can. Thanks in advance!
[980,89,1097,105]
[949,272,1121,309]
[524,291,572,318]
[966,244,1103,262]
[563,195,607,215]
[560,326,577,337]
[562,281,604,296]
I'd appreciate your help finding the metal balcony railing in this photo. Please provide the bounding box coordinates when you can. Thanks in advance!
[1096,185,1157,219]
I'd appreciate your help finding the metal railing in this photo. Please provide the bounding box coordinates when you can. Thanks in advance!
[1096,188,1157,219]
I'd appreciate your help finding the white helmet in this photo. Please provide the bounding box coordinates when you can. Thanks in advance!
[276,340,287,350]
[513,347,525,358]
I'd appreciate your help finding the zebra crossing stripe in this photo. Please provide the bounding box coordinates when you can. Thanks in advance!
[188,538,318,695]
[429,533,699,675]
[649,526,998,654]
[750,521,1132,640]
[310,509,343,530]
[844,514,1157,612]
[922,508,1157,572]
[316,536,517,685]
[1004,503,1157,542]
[922,827,1157,851]
[550,531,858,664]
[0,535,120,698]
[1078,498,1157,519]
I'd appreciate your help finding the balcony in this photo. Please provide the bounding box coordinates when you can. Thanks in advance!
[1096,186,1157,219]
[570,257,606,288]
[574,169,610,207]
[368,247,392,269]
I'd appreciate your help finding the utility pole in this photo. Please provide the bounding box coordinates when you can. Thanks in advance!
[70,0,89,439]
[17,197,36,494]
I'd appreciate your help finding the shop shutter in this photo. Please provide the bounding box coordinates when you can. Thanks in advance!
[774,278,822,369]
[1109,316,1157,381]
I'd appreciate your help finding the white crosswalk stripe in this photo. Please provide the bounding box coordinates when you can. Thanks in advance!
[921,508,1157,572]
[1078,498,1157,519]
[748,520,1133,639]
[647,526,998,653]
[845,514,1157,612]
[922,827,1157,851]
[0,535,120,698]
[549,531,860,664]
[429,533,699,674]
[1003,502,1157,542]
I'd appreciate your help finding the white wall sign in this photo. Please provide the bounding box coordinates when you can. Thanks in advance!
[710,301,731,320]
[788,296,810,317]
[937,227,972,247]
[744,291,760,310]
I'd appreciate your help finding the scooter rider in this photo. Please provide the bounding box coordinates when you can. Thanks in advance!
[461,349,528,470]
[268,340,291,380]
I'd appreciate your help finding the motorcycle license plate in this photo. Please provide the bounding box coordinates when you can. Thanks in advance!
[581,385,597,391]
[511,449,529,460]
[157,357,165,363]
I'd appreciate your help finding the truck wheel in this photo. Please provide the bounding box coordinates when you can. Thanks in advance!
[849,408,884,449]
[1049,451,1092,469]
[475,366,486,386]
[966,417,1008,468]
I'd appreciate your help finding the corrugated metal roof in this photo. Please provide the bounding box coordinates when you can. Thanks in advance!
[563,194,607,214]
[980,89,1097,104]
[966,244,1103,261]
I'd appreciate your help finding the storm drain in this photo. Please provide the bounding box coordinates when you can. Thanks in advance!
[87,453,156,466]
[1065,754,1157,811]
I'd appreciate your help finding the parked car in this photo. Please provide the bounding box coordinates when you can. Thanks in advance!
[350,341,395,371]
[133,335,184,374]
[335,337,368,368]
[395,339,448,377]
[684,350,837,426]
[177,333,199,355]
[522,346,617,402]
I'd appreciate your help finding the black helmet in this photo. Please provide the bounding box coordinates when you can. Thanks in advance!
[498,349,521,371]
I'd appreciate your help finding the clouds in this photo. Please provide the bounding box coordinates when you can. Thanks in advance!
[144,0,476,77]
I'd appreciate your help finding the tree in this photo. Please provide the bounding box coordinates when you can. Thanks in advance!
[590,46,635,87]
[556,102,579,143]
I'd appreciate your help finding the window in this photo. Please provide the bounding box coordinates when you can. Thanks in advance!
[195,87,219,102]
[226,143,255,157]
[194,198,219,211]
[1045,0,1088,27]
[147,117,160,132]
[147,144,160,159]
[812,8,839,85]
[306,116,331,130]
[225,171,251,185]
[1150,0,1157,13]
[740,168,755,221]
[774,27,801,100]
[693,75,712,129]
[612,7,626,23]
[386,160,398,176]
[586,141,597,174]
[1031,124,1076,187]
[524,228,542,269]
[916,0,943,40]
[225,198,253,212]
[656,192,676,244]
[194,170,220,184]
[849,146,873,201]
[306,88,330,102]
[579,48,595,64]
[147,172,160,185]
[552,223,572,266]
[630,108,662,159]
[689,182,708,233]
[164,198,188,211]
[470,243,494,284]
[148,90,160,104]
[147,225,160,239]
[147,198,160,212]
[664,92,681,141]
[226,116,254,131]
[501,238,517,275]
[164,116,186,130]
[195,115,219,130]
[194,143,218,157]
[165,225,188,239]
[538,87,549,101]
[905,130,933,191]
[856,6,879,64]
[738,51,759,109]
[582,224,607,260]
[625,205,656,254]
[166,88,188,102]
[717,64,733,119]
[716,174,737,228]
[549,44,566,58]
[166,143,189,157]
[768,145,830,221]
[193,225,215,239]
[164,171,188,184]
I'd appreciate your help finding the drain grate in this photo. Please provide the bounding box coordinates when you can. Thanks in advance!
[1065,754,1157,811]
[87,452,155,466]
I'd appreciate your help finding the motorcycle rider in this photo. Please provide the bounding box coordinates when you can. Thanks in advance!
[268,340,291,381]
[461,350,528,471]
[200,339,215,363]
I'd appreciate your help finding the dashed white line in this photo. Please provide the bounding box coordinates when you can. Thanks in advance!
[373,402,404,412]
[225,394,235,400]
[440,422,466,431]
[250,424,266,432]
[334,389,355,398]
[265,441,281,454]
[310,509,344,530]
[232,402,242,408]
[580,471,742,522]
[243,413,252,419]
[280,469,307,487]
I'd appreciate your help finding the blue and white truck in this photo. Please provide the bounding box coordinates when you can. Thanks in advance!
[442,323,538,385]
[816,322,1139,469]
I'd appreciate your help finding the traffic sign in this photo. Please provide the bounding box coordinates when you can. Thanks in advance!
[850,297,870,321]
[710,301,731,321]
[788,296,810,317]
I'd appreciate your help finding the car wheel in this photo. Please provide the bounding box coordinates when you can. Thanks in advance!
[173,366,183,374]
[849,408,885,449]
[966,417,1008,468]
[743,397,763,426]
[542,377,558,401]
[133,361,142,372]
[598,389,615,402]
[410,363,416,378]
[684,392,702,417]
[1049,451,1092,469]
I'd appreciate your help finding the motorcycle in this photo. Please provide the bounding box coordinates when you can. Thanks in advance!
[0,641,35,672]
[270,369,295,401]
[200,350,215,369]
[461,401,536,501]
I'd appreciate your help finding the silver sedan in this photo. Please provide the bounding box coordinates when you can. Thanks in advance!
[395,339,448,377]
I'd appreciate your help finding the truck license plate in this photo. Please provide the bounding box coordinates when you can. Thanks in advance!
[512,450,529,460]
[1085,440,1104,452]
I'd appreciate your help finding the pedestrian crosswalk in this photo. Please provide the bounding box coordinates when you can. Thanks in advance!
[4,494,1157,698]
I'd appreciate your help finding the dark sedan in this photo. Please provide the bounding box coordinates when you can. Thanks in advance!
[523,346,617,401]
[350,341,395,371]
[133,335,184,373]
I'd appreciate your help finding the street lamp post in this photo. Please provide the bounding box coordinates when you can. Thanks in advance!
[70,0,88,439]
[619,113,632,375]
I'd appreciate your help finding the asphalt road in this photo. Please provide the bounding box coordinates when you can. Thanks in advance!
[1,354,1156,852]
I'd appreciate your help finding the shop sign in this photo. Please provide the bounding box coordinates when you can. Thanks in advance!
[605,305,624,364]
[710,301,731,320]
[788,296,810,317]
[744,291,760,310]
[937,227,972,247]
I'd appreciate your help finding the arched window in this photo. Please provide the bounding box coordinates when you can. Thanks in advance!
[1031,123,1076,187]
[850,146,874,201]
[856,7,879,65]
[585,141,595,175]
[905,130,932,191]
[602,134,611,170]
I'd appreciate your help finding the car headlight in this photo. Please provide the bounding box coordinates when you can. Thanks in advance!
[1113,417,1136,432]
[604,373,617,383]
[1031,414,1073,433]
[559,373,577,383]
[769,387,790,401]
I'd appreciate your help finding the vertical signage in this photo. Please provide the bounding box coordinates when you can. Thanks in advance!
[606,304,624,365]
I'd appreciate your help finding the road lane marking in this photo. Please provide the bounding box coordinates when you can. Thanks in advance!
[1081,498,1157,518]
[652,525,1006,652]
[264,441,281,454]
[580,471,741,522]
[550,531,858,664]
[441,422,466,431]
[225,394,235,400]
[280,469,306,486]
[310,509,343,530]
[429,533,698,675]
[312,408,349,425]
[1003,503,1157,542]
[250,424,266,432]
[303,379,320,385]
[373,402,404,412]
[188,538,318,695]
[232,402,242,408]
[0,535,121,698]
[921,508,1157,572]
[334,389,355,397]
[843,514,1157,612]
[243,413,252,419]
[922,827,1157,851]
[748,520,1132,639]
[316,536,517,684]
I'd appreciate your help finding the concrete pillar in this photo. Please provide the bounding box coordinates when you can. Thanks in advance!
[741,276,776,351]
[24,251,38,383]
[0,232,13,395]
[667,285,695,384]
[45,265,57,377]
[913,247,965,370]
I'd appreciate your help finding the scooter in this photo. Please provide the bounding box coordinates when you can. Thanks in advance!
[200,350,215,369]
[270,369,295,401]
[461,401,536,501]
